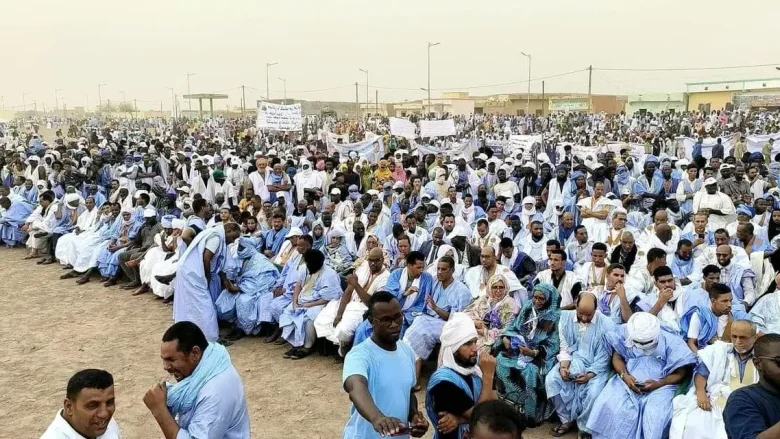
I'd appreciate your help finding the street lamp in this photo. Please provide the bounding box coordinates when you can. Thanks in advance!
[266,62,278,102]
[21,92,28,112]
[277,77,287,102]
[97,84,106,112]
[427,42,440,116]
[186,73,196,113]
[521,52,531,115]
[359,69,369,116]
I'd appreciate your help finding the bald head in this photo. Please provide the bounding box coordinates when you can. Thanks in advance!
[654,210,668,225]
[576,292,597,324]
[656,224,672,243]
[480,245,497,269]
[367,247,385,273]
[716,244,733,267]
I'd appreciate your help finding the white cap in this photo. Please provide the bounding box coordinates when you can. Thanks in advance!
[477,153,488,161]
[428,200,441,208]
[593,163,605,169]
[285,227,303,238]
[704,177,718,185]
[143,207,157,218]
[367,189,379,196]
[330,188,341,195]
[393,181,404,189]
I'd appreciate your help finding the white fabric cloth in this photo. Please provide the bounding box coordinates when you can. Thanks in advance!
[624,312,660,351]
[40,410,121,439]
[438,312,482,378]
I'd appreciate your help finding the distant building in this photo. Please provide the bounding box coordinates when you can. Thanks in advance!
[686,78,780,112]
[625,93,688,115]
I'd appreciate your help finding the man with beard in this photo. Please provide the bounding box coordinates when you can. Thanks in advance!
[548,211,577,250]
[519,221,546,261]
[425,313,497,439]
[405,214,429,251]
[517,162,539,198]
[722,164,752,207]
[465,246,524,300]
[143,322,250,438]
[503,214,525,247]
[492,168,518,200]
[566,225,593,269]
[667,239,702,287]
[672,319,758,439]
[546,293,615,438]
[499,237,536,289]
[419,227,446,266]
[587,163,612,195]
[536,249,582,310]
[693,178,736,230]
[448,158,479,197]
[544,164,571,219]
[715,245,756,307]
[342,292,429,438]
[609,231,640,274]
[679,283,735,353]
[632,156,663,211]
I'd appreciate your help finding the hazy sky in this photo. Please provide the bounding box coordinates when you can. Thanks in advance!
[4,0,780,111]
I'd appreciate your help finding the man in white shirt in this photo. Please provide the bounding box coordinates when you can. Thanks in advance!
[41,369,121,439]
[566,225,593,269]
[692,178,736,230]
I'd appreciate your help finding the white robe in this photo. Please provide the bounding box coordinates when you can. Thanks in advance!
[54,207,100,266]
[40,410,121,439]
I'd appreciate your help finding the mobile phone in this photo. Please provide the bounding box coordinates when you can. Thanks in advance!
[390,426,410,436]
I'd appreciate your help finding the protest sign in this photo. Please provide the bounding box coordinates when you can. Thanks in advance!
[678,134,737,160]
[415,136,479,159]
[256,102,302,131]
[419,119,456,138]
[327,134,385,164]
[389,117,417,140]
[504,134,542,157]
[746,133,780,157]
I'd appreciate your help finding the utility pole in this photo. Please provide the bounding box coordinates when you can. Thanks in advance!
[376,90,379,115]
[266,62,278,102]
[241,85,246,117]
[97,84,106,113]
[278,78,287,103]
[541,81,545,116]
[521,52,531,115]
[359,69,369,115]
[427,42,441,116]
[166,88,175,118]
[107,99,111,119]
[588,65,593,112]
[134,99,138,119]
[21,92,27,112]
[55,89,62,116]
[355,82,361,120]
[160,102,163,118]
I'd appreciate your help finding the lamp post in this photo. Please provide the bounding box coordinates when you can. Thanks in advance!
[186,73,196,114]
[359,68,369,116]
[266,62,278,102]
[54,89,63,116]
[166,87,176,118]
[21,92,28,112]
[427,42,440,116]
[278,77,287,102]
[521,52,531,115]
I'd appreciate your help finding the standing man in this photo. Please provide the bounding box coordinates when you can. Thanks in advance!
[343,291,429,438]
[173,222,242,342]
[143,322,250,438]
[41,369,120,439]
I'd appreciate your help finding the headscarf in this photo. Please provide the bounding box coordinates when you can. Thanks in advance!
[439,312,482,378]
[237,236,259,259]
[524,283,560,339]
[736,205,755,219]
[615,164,630,185]
[624,312,660,353]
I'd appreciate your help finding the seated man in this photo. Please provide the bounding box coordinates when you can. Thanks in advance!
[576,242,609,290]
[404,256,472,380]
[116,208,163,290]
[667,239,702,287]
[671,320,758,439]
[55,196,100,269]
[697,228,750,270]
[586,312,697,439]
[679,282,734,353]
[714,244,757,307]
[565,225,593,269]
[260,212,289,258]
[264,234,311,343]
[23,191,55,259]
[625,247,668,299]
[498,237,536,291]
[465,246,524,301]
[0,196,34,248]
[136,215,180,297]
[546,293,615,438]
[536,239,575,273]
[93,207,142,286]
[679,212,715,260]
[519,221,547,262]
[608,231,641,274]
[315,248,390,356]
[39,193,85,266]
[216,237,280,342]
[535,249,582,310]
[272,227,301,268]
[278,249,342,359]
[143,322,250,437]
[425,313,497,439]
[41,369,120,439]
[591,263,635,325]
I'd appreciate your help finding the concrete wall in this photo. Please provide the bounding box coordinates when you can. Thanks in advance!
[625,93,687,114]
[480,99,547,115]
[687,91,735,112]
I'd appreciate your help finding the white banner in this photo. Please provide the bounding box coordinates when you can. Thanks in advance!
[389,117,417,140]
[327,134,385,164]
[419,119,456,138]
[746,133,780,157]
[504,134,542,158]
[256,102,302,131]
[415,136,479,159]
[678,134,738,160]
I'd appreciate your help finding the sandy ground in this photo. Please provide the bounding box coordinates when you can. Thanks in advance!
[0,247,571,439]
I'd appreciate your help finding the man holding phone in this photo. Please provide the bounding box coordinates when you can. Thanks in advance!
[343,291,429,438]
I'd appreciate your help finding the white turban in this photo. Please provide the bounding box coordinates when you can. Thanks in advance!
[625,312,660,352]
[143,207,157,218]
[171,219,186,231]
[438,313,481,378]
[64,193,81,208]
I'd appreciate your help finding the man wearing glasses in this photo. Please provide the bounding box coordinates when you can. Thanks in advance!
[724,333,780,438]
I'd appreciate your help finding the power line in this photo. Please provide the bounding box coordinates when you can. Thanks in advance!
[594,62,780,72]
[367,68,589,92]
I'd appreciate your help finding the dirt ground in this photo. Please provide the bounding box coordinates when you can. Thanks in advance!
[0,247,570,439]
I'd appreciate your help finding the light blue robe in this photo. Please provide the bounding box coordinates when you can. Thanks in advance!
[0,201,33,246]
[267,257,305,324]
[261,227,289,256]
[545,311,615,434]
[403,280,472,360]
[385,269,435,329]
[173,225,229,342]
[215,243,279,334]
[425,368,483,439]
[679,305,718,350]
[278,266,342,347]
[586,326,697,439]
[96,219,142,277]
[175,365,251,439]
[72,216,119,272]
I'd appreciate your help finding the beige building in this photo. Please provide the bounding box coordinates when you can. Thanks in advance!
[687,78,780,112]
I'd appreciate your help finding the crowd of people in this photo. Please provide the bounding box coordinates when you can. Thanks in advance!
[5,107,780,438]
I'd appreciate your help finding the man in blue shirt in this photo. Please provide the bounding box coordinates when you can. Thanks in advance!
[343,291,429,438]
[724,333,780,439]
